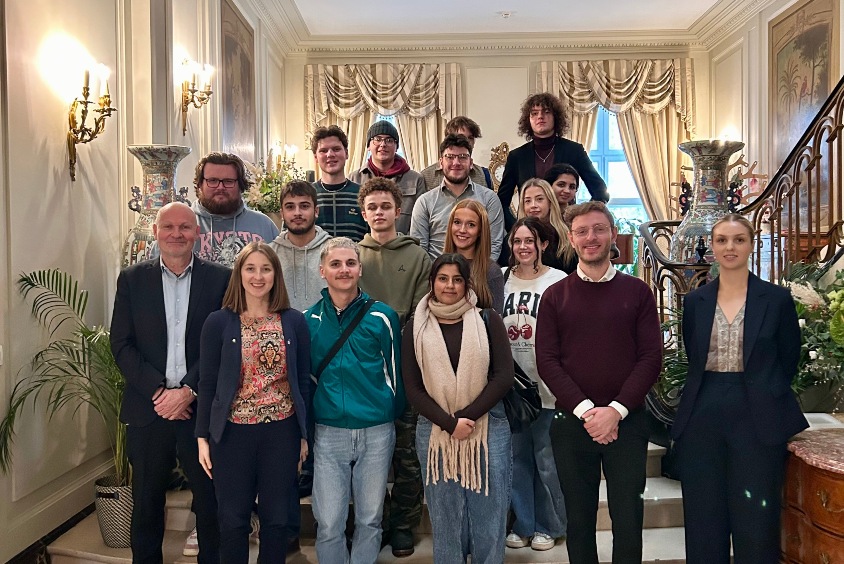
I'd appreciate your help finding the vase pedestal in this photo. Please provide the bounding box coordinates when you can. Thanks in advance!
[123,145,191,266]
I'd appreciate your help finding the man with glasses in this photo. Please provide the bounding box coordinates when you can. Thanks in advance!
[409,134,505,259]
[350,121,426,236]
[191,151,279,268]
[420,116,494,191]
[536,201,661,564]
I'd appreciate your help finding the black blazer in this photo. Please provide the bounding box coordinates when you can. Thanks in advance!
[497,136,609,230]
[110,256,231,427]
[671,273,809,445]
[195,307,312,443]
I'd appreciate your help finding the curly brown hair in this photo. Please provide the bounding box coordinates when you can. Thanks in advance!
[517,93,568,140]
[357,177,402,210]
[310,125,348,153]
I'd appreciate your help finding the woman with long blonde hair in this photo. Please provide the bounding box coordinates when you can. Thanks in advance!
[444,199,504,313]
[518,178,577,274]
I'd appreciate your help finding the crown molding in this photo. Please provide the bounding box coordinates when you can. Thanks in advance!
[691,0,775,47]
[253,0,773,57]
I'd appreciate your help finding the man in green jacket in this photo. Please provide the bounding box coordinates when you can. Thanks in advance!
[358,178,431,557]
[306,236,404,564]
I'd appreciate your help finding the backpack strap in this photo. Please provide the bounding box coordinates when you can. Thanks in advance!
[313,298,375,379]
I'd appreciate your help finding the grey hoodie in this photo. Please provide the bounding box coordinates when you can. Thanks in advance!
[192,200,279,267]
[269,226,331,312]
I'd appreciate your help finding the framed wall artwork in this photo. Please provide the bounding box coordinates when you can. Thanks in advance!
[769,0,838,171]
[221,0,256,163]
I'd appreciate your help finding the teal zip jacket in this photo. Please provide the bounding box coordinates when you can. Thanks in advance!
[306,288,405,429]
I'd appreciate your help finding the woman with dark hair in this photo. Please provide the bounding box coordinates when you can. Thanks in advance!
[502,217,568,552]
[517,178,577,274]
[197,241,311,564]
[402,253,514,563]
[444,199,505,313]
[672,214,808,564]
[543,163,580,210]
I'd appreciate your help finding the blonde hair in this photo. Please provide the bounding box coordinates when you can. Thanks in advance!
[712,213,755,243]
[444,200,494,309]
[518,178,574,262]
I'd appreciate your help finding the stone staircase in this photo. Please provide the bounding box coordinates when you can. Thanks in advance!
[48,441,690,563]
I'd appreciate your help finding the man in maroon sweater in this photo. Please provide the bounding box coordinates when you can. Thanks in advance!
[536,201,661,564]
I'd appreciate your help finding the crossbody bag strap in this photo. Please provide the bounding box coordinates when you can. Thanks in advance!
[313,298,375,380]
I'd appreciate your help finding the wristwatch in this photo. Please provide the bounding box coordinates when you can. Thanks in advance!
[182,384,197,397]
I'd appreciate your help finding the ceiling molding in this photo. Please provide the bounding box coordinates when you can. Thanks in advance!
[691,0,775,47]
[253,0,773,57]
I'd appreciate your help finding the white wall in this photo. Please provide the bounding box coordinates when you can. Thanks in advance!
[0,1,124,559]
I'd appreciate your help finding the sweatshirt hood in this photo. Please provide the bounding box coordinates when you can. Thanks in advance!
[359,233,421,251]
[271,225,332,250]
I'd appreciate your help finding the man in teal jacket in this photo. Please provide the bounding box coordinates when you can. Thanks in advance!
[306,236,404,564]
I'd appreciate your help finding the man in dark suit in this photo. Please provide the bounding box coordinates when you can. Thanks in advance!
[110,202,231,564]
[498,93,610,234]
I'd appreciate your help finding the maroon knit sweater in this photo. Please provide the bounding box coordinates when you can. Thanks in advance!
[535,272,662,413]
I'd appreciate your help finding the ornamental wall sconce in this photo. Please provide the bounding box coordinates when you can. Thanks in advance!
[68,66,116,181]
[181,59,214,135]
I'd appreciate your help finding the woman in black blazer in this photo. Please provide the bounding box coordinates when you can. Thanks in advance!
[672,214,808,564]
[196,242,311,564]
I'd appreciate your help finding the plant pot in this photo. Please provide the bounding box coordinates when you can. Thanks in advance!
[94,474,133,548]
[798,381,844,413]
[266,211,283,231]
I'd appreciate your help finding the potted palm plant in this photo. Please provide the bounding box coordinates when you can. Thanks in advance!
[0,269,131,547]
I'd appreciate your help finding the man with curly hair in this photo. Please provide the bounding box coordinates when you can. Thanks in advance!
[498,93,609,237]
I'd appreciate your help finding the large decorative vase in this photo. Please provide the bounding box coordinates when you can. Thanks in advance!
[122,145,191,266]
[94,475,133,548]
[669,139,745,265]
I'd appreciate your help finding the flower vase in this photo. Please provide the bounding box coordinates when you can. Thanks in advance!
[122,145,192,266]
[669,140,745,265]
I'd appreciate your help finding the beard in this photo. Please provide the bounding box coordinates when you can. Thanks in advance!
[199,192,241,215]
[577,245,611,266]
[286,217,315,236]
[444,169,470,185]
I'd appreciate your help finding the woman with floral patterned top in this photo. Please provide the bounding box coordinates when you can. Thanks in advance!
[197,241,311,564]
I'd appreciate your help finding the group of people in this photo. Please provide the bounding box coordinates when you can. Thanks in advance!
[110,90,808,564]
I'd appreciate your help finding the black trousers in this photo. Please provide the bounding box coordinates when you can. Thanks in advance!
[550,408,649,564]
[211,417,301,564]
[676,371,787,564]
[127,416,220,564]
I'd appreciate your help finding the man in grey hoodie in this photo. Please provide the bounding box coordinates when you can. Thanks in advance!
[192,151,279,268]
[269,180,331,312]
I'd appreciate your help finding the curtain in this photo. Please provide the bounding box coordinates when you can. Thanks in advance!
[305,63,462,171]
[538,59,695,220]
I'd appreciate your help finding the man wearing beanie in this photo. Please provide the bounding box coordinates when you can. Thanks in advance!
[350,120,427,235]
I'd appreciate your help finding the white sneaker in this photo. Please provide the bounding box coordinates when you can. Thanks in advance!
[506,532,529,548]
[531,532,555,551]
[182,528,199,557]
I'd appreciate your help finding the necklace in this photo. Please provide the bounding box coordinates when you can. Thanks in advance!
[535,147,554,163]
[319,179,349,193]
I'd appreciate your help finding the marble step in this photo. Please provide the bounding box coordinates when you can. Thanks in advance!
[163,443,676,534]
[48,513,687,564]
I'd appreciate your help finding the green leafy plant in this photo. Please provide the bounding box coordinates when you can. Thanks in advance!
[0,269,128,484]
[244,150,306,214]
[782,263,844,397]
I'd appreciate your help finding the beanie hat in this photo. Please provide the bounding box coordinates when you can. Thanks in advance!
[367,121,399,146]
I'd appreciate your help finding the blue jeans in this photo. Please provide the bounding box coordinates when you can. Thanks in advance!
[312,422,395,564]
[510,408,567,538]
[416,402,512,564]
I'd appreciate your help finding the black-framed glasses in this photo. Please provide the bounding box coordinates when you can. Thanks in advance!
[442,153,471,162]
[371,136,396,146]
[205,178,238,188]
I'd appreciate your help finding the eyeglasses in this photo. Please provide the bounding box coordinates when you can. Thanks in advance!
[371,136,396,146]
[205,178,238,188]
[442,153,471,162]
[571,224,611,239]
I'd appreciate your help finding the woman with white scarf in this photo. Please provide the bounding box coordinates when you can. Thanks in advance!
[402,253,514,563]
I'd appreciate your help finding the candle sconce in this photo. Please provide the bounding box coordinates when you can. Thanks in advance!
[67,69,116,181]
[181,59,213,135]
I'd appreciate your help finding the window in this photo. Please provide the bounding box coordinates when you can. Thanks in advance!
[582,108,648,222]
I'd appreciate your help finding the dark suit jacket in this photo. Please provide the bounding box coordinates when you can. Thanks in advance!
[110,256,231,427]
[498,136,609,229]
[195,307,312,442]
[671,273,809,445]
